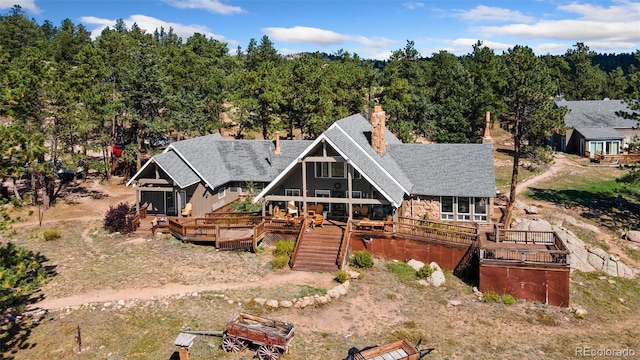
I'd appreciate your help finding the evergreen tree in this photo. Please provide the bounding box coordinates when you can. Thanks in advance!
[501,45,566,224]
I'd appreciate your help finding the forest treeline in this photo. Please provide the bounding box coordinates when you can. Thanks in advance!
[1,5,639,202]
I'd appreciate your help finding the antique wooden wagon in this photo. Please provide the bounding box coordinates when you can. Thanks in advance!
[221,311,295,360]
[348,339,426,360]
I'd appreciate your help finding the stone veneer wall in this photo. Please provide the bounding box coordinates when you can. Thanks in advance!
[402,196,440,220]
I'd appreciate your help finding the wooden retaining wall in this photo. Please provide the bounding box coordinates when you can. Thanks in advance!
[479,262,570,307]
[349,235,472,271]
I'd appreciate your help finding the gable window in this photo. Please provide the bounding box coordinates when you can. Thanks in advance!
[285,188,300,197]
[331,162,345,178]
[315,162,346,178]
[315,162,330,178]
[218,187,226,199]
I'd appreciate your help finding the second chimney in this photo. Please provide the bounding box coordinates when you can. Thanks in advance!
[482,111,493,144]
[274,131,281,155]
[371,105,386,155]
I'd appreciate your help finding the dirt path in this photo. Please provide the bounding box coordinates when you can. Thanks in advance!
[515,154,575,195]
[31,271,333,310]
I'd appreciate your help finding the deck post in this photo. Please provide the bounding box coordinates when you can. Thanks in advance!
[302,159,307,216]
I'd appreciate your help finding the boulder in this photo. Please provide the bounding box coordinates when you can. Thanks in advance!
[253,298,267,305]
[588,247,609,259]
[525,205,540,215]
[626,230,640,244]
[587,253,604,270]
[266,299,279,308]
[407,259,425,272]
[428,263,445,287]
[279,300,293,308]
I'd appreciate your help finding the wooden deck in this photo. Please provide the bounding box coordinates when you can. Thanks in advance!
[479,226,570,266]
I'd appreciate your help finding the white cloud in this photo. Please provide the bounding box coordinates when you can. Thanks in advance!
[80,14,236,46]
[351,47,393,61]
[532,43,568,55]
[161,0,244,15]
[476,1,640,51]
[263,26,397,49]
[457,5,535,23]
[403,2,425,11]
[479,19,640,42]
[263,26,351,46]
[444,38,512,53]
[558,1,640,22]
[0,0,40,14]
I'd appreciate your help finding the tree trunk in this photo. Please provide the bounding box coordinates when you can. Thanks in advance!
[504,116,522,228]
[12,178,21,200]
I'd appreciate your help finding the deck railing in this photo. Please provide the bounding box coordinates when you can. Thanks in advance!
[495,224,558,246]
[288,218,308,268]
[337,219,353,269]
[394,217,478,246]
[480,247,570,265]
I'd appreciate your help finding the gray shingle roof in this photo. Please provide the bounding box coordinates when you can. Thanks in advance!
[165,134,312,189]
[555,99,639,129]
[388,143,496,197]
[575,127,625,140]
[153,151,200,188]
[133,113,497,203]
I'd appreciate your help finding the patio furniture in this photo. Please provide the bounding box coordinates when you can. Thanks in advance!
[181,203,193,217]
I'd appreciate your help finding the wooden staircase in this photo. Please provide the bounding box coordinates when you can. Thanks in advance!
[292,222,344,272]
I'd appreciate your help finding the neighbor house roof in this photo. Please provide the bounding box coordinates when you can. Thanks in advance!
[575,127,625,141]
[555,98,639,129]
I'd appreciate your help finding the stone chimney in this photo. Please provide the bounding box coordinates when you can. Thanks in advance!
[274,131,281,155]
[370,105,386,155]
[482,111,493,144]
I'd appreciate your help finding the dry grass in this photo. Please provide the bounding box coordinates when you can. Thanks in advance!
[6,225,640,360]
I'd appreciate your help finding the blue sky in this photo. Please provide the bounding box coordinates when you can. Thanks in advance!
[1,0,639,60]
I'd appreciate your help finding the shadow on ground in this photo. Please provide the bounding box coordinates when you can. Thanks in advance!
[527,187,640,231]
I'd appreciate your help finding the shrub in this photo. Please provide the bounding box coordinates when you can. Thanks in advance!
[103,202,132,233]
[43,229,61,241]
[273,239,295,257]
[271,254,290,269]
[335,269,350,283]
[416,264,434,279]
[482,292,501,302]
[350,250,374,269]
[502,294,516,305]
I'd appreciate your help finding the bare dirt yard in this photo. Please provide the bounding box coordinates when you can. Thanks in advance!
[2,166,640,360]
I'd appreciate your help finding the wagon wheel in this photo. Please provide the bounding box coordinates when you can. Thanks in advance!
[221,335,241,353]
[256,345,281,360]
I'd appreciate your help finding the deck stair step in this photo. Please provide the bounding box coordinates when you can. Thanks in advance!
[292,224,344,272]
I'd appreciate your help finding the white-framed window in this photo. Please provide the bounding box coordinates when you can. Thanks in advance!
[285,188,301,197]
[218,187,226,199]
[315,189,331,198]
[440,196,489,222]
[473,197,488,221]
[346,191,362,198]
[315,162,346,178]
[457,197,471,221]
[440,196,454,220]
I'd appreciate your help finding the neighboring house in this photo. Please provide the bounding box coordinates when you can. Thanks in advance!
[128,106,496,223]
[553,98,640,158]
